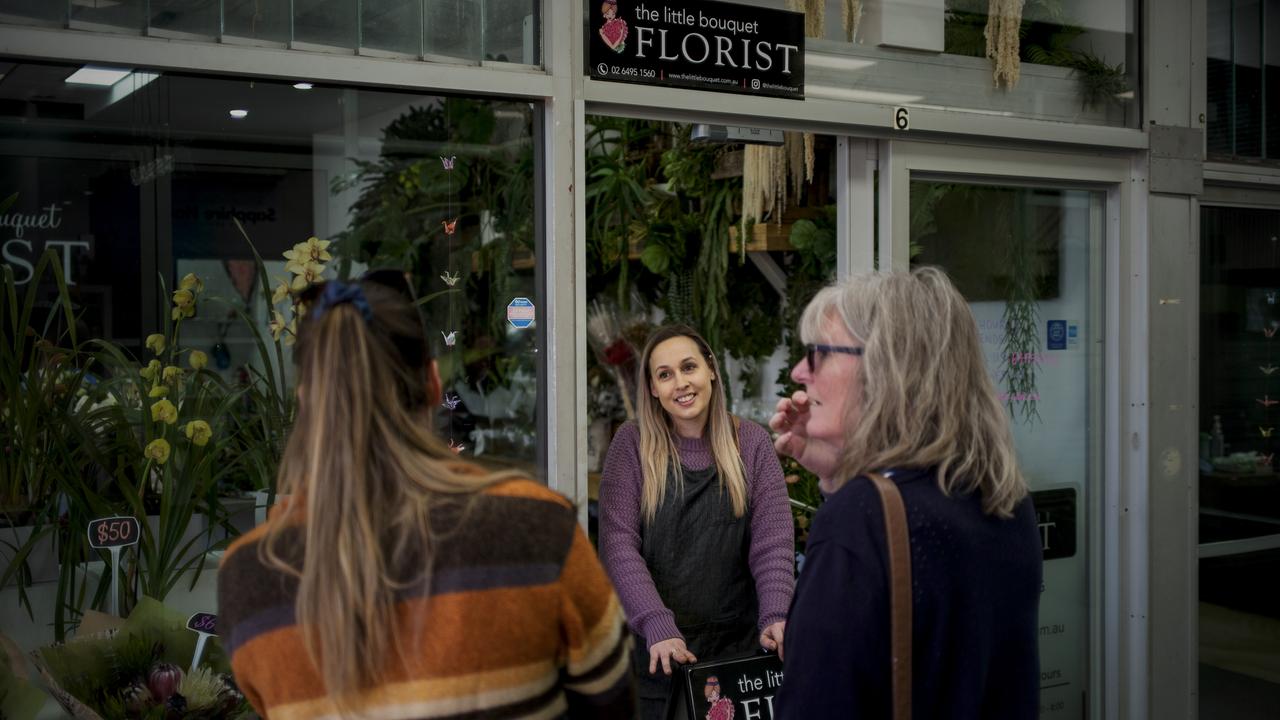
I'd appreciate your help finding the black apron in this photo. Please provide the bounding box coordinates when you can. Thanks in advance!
[631,464,758,720]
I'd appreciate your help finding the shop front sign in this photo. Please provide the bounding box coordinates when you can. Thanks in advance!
[1,201,92,286]
[588,0,804,100]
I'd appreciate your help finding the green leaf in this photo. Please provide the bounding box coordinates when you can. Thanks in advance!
[639,243,670,275]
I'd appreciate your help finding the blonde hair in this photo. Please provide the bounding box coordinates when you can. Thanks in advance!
[260,278,524,708]
[799,267,1028,517]
[635,325,747,523]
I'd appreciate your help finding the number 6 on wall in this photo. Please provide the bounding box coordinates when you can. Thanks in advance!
[893,107,910,131]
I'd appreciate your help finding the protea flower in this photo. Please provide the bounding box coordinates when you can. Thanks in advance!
[147,662,183,703]
[164,692,188,719]
[121,680,154,715]
[217,673,246,714]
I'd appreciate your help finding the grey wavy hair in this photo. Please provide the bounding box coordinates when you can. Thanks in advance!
[799,266,1028,517]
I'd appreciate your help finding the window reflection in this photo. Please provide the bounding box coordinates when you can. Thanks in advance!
[910,179,1102,720]
[1199,204,1280,718]
[0,60,543,478]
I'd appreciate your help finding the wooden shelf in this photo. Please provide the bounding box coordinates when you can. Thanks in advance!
[621,207,824,258]
[728,222,796,252]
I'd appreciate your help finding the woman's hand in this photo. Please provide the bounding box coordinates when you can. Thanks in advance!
[759,621,786,661]
[770,391,840,480]
[648,637,697,676]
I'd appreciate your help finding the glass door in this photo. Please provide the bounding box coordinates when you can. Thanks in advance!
[1199,200,1280,720]
[883,141,1131,720]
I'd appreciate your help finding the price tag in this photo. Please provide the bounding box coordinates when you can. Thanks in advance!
[89,515,141,617]
[893,106,910,131]
[186,612,218,636]
[87,516,141,549]
[187,612,218,671]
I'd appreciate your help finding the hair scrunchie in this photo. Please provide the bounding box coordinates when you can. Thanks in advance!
[314,281,374,324]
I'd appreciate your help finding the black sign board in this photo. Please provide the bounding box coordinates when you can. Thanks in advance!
[186,612,218,636]
[1031,488,1077,561]
[587,0,805,100]
[87,516,141,549]
[670,650,783,720]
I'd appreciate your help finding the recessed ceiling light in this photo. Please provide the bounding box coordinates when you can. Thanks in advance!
[293,82,314,90]
[229,109,248,119]
[65,66,132,87]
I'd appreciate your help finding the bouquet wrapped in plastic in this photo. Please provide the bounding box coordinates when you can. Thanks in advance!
[1,631,47,720]
[32,597,250,719]
[587,299,641,420]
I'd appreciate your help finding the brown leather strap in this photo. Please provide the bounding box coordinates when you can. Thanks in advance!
[868,472,912,720]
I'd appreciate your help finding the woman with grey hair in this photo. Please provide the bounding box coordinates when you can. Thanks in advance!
[770,267,1042,719]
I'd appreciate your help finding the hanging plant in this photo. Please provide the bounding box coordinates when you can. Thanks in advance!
[741,133,814,233]
[985,0,1025,88]
[999,202,1042,424]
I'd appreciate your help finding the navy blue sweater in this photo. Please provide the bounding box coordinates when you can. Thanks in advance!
[776,468,1042,719]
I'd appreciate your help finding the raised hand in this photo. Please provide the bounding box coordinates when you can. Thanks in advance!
[770,390,840,481]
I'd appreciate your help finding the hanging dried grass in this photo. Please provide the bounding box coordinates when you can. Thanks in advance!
[843,0,863,42]
[803,132,815,184]
[984,0,1024,89]
[742,144,787,230]
[742,130,816,235]
[786,132,804,201]
[806,0,825,38]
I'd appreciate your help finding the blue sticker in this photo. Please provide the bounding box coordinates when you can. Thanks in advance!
[1047,320,1067,350]
[507,297,535,329]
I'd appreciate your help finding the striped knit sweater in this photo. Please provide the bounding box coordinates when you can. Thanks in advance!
[217,478,634,719]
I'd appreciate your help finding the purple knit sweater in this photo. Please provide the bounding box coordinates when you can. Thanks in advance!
[598,419,796,649]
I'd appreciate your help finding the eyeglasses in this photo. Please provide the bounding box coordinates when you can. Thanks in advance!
[805,343,863,374]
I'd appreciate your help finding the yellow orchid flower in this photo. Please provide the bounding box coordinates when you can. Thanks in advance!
[150,398,178,425]
[178,273,204,293]
[148,385,169,398]
[269,311,287,341]
[162,366,183,382]
[284,318,298,346]
[144,438,171,465]
[140,359,162,381]
[184,420,213,447]
[272,278,291,305]
[189,351,208,370]
[282,247,308,275]
[172,289,195,308]
[172,305,195,320]
[145,333,166,354]
[301,236,332,263]
[289,262,325,290]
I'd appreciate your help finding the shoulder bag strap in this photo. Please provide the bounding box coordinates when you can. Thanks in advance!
[868,472,912,720]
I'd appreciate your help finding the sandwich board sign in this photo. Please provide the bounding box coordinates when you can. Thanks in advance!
[668,650,783,719]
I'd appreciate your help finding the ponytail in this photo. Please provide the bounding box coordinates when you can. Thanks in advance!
[259,279,525,705]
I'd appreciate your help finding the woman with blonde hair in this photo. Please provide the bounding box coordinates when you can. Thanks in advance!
[771,267,1042,719]
[599,324,794,720]
[217,271,633,718]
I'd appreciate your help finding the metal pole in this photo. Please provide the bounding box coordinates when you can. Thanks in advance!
[109,546,121,617]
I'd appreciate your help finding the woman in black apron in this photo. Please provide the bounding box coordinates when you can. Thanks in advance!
[598,325,796,720]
